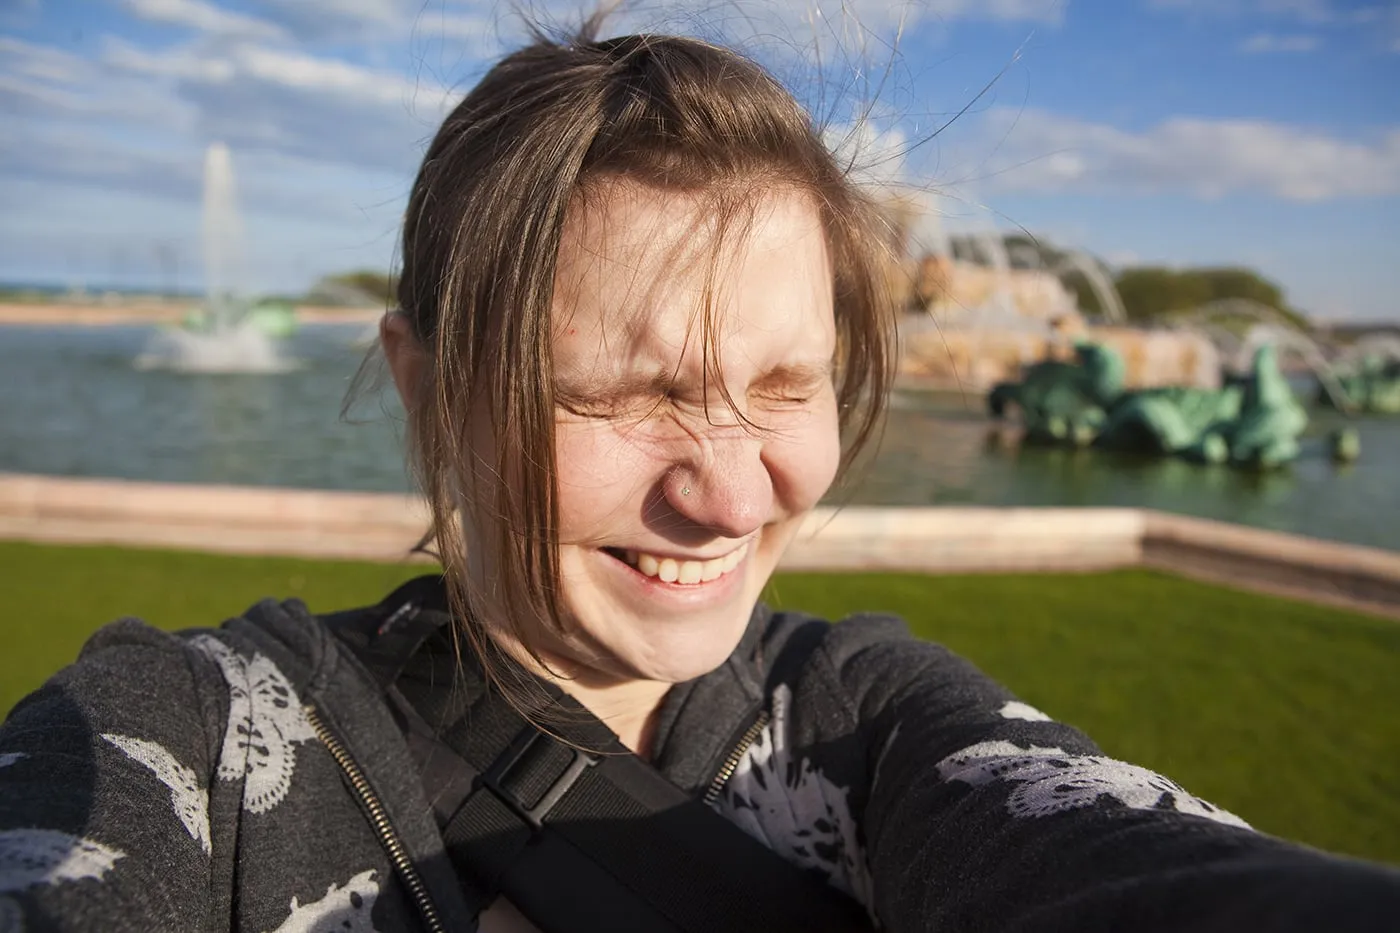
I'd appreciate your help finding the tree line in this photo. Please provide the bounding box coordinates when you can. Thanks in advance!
[993,233,1310,330]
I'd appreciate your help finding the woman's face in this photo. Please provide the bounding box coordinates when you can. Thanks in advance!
[541,182,841,685]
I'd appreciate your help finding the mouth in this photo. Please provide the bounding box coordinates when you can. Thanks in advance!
[602,542,750,586]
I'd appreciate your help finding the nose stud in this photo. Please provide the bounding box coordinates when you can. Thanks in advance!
[681,486,691,497]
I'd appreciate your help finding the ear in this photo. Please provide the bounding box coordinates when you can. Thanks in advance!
[381,312,428,414]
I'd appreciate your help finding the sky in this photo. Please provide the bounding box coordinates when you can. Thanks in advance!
[1,0,1397,321]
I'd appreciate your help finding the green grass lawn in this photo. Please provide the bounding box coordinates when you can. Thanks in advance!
[4,540,1398,865]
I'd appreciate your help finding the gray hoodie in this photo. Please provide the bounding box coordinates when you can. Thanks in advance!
[1,576,1397,932]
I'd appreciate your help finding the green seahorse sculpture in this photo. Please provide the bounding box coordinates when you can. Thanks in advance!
[989,341,1311,469]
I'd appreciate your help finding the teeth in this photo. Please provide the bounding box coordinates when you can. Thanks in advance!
[623,542,749,585]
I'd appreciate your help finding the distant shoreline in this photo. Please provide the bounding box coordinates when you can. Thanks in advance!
[0,302,383,327]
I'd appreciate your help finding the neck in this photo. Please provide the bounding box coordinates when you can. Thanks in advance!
[554,675,671,759]
[488,632,672,758]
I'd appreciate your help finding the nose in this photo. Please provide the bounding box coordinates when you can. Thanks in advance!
[663,432,773,539]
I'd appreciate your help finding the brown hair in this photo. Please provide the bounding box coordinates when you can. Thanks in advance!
[393,15,898,684]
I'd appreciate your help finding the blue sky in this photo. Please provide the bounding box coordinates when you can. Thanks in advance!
[2,0,1397,321]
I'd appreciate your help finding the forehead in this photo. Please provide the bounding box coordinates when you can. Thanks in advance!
[551,182,836,380]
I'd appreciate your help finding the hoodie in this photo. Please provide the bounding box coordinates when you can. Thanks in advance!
[1,575,1397,932]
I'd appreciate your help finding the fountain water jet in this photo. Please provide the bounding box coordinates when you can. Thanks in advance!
[1335,334,1400,371]
[1053,250,1127,325]
[136,143,292,374]
[1171,300,1354,412]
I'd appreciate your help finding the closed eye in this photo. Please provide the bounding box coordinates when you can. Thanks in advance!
[750,360,833,405]
[556,391,661,419]
[555,369,675,419]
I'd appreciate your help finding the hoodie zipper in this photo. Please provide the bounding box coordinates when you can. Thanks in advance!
[305,703,447,933]
[703,709,771,806]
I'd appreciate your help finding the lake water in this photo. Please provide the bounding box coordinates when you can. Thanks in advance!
[3,324,1396,552]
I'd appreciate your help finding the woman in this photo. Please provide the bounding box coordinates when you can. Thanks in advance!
[2,21,1397,933]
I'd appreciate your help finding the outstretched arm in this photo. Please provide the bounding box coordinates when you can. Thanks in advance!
[830,616,1400,933]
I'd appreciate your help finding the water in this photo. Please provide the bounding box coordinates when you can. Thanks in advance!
[863,390,1398,551]
[2,324,1397,552]
[1,325,407,492]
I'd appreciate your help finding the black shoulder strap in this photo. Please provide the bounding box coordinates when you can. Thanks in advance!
[328,577,872,933]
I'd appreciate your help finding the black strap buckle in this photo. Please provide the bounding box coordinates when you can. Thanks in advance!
[478,727,598,832]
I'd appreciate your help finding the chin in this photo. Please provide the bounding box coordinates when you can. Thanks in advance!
[609,604,756,684]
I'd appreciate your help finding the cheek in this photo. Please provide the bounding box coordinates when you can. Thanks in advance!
[764,401,842,509]
[552,422,662,539]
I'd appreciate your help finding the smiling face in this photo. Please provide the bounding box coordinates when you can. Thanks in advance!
[521,182,840,685]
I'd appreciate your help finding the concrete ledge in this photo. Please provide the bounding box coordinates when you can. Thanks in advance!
[0,474,429,563]
[785,506,1144,573]
[2,473,1396,619]
[1141,512,1400,620]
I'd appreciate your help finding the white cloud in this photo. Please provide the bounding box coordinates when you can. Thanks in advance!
[262,0,402,25]
[826,118,911,184]
[233,0,1063,45]
[419,11,494,41]
[791,0,1063,27]
[1254,0,1338,23]
[965,108,1400,201]
[245,0,456,41]
[123,0,285,40]
[0,36,200,127]
[101,37,237,82]
[930,0,1063,23]
[1239,32,1319,51]
[0,122,202,200]
[1144,0,1400,51]
[1148,0,1384,25]
[234,45,420,103]
[0,73,81,113]
[2,28,452,222]
[98,38,457,160]
[0,36,88,84]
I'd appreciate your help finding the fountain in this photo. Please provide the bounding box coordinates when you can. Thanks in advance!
[988,340,1310,469]
[895,216,1294,398]
[1230,323,1354,412]
[1169,300,1359,412]
[1323,334,1400,414]
[987,296,1392,468]
[136,143,292,373]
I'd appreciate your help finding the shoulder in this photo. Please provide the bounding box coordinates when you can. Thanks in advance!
[5,589,349,748]
[8,616,226,734]
[754,606,910,669]
[751,606,1096,781]
[755,607,986,708]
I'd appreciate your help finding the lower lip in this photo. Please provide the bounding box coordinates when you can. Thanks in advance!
[600,548,750,606]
